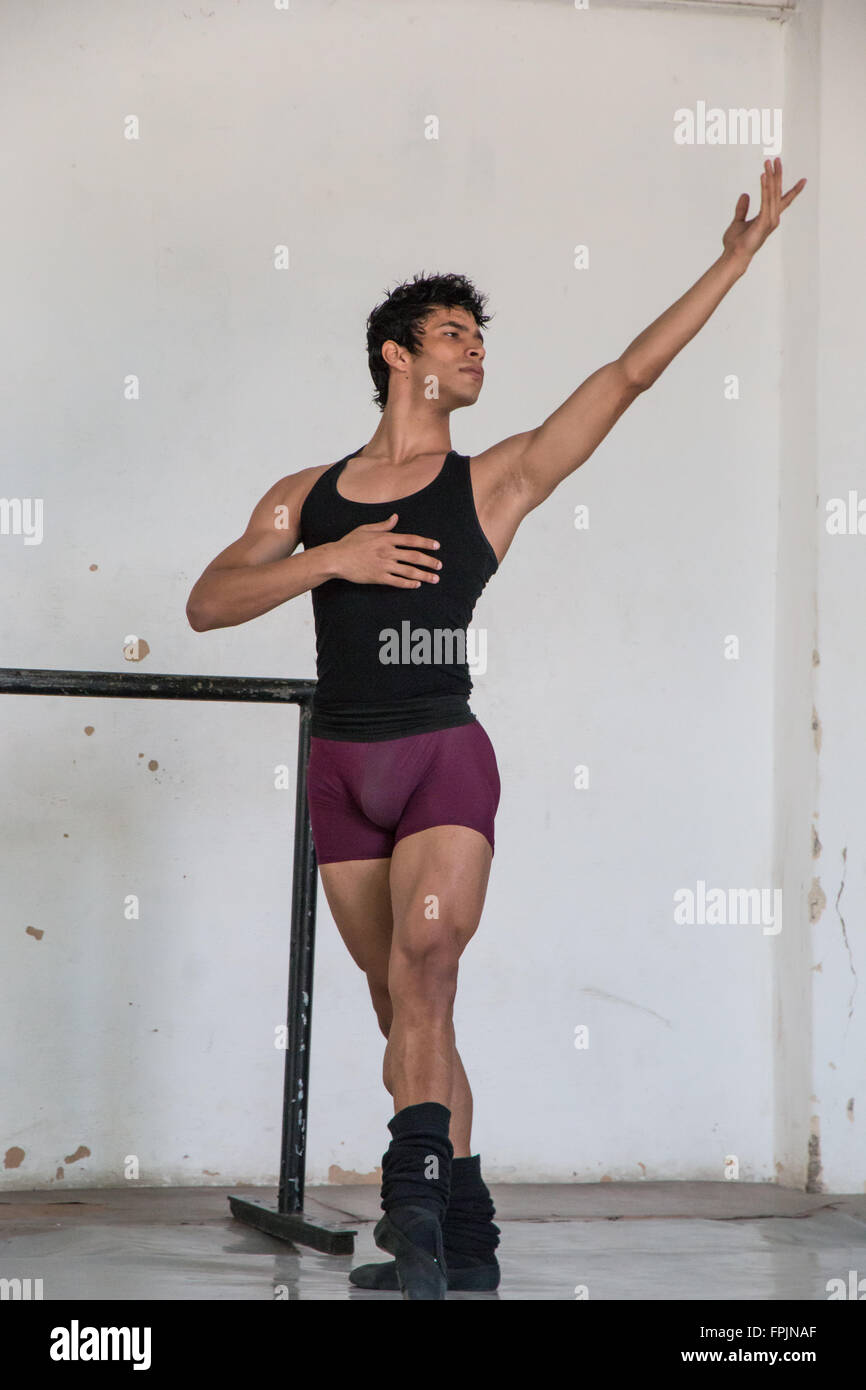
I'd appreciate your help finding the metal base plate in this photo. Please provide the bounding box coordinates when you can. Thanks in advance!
[228,1195,357,1254]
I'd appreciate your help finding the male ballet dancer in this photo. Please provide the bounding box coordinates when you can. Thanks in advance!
[187,158,805,1298]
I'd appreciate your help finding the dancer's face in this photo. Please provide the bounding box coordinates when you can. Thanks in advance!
[409,304,486,407]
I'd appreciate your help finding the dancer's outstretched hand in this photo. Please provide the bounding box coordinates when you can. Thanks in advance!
[722,157,807,263]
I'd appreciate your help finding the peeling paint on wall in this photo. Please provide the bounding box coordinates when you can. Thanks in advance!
[811,706,822,754]
[123,636,151,662]
[811,823,822,859]
[25,925,44,940]
[806,1116,823,1194]
[327,1164,382,1185]
[64,1146,91,1165]
[4,1147,25,1169]
[84,726,94,736]
[808,878,826,922]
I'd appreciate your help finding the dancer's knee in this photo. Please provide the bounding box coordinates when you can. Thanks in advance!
[388,939,460,1013]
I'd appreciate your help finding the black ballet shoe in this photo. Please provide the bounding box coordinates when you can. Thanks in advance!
[350,1253,500,1292]
[372,1207,447,1300]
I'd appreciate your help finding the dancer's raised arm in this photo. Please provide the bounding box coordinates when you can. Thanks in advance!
[499,157,806,508]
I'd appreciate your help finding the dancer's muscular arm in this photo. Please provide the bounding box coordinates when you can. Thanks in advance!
[185,469,330,631]
[479,158,806,517]
[186,469,443,631]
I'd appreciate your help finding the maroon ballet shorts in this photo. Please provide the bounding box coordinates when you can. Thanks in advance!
[306,720,501,864]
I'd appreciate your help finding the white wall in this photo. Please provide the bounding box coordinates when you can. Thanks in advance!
[2,0,858,1191]
[799,0,866,1194]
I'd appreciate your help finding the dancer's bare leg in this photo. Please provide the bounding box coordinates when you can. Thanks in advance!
[385,823,492,1149]
[383,1029,473,1156]
[319,835,490,1157]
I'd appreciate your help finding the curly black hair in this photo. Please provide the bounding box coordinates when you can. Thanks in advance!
[366,271,492,412]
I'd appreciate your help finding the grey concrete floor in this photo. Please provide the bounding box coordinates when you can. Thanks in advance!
[2,1183,865,1300]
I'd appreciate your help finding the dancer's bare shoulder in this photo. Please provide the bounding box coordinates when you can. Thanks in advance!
[194,462,335,580]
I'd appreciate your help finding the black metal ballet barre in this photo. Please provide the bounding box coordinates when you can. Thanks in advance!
[0,666,356,1255]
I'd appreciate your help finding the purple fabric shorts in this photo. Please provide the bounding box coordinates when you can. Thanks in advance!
[306,720,501,864]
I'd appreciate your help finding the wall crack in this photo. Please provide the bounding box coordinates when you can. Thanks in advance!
[834,847,857,1020]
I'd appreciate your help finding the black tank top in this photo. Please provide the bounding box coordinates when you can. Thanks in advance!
[299,447,499,740]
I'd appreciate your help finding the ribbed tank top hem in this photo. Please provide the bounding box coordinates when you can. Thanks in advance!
[311,693,477,742]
